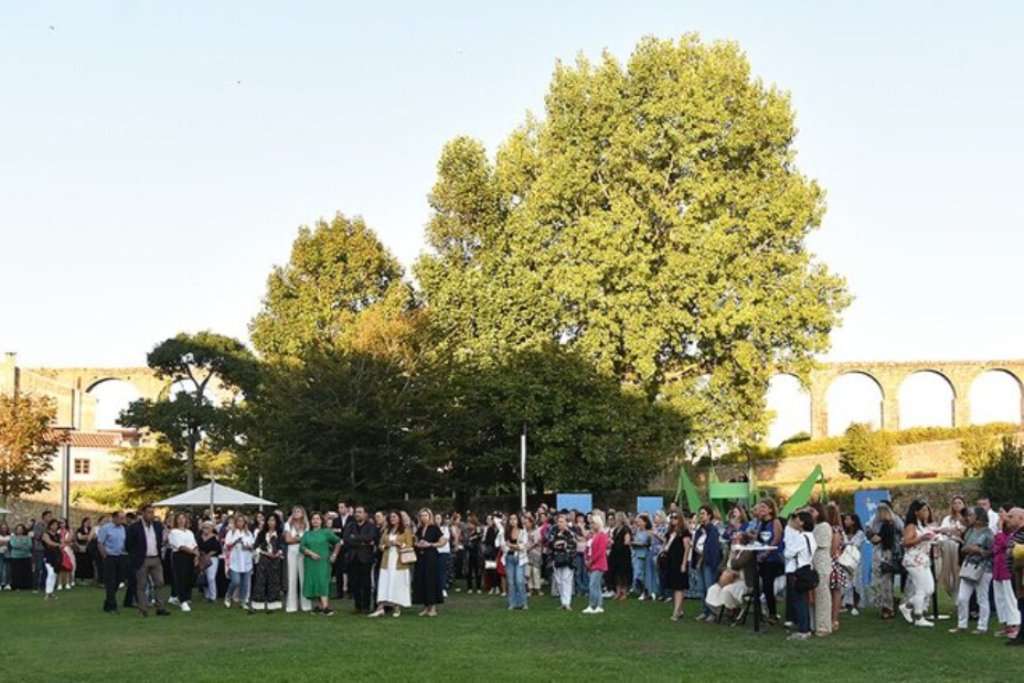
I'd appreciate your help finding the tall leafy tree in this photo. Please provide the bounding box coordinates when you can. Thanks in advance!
[0,393,62,503]
[417,34,850,445]
[119,332,257,490]
[250,212,411,358]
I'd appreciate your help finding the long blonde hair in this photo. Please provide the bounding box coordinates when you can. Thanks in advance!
[591,511,606,532]
[288,505,309,532]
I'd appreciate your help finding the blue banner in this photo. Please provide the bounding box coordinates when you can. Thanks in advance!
[854,489,890,589]
[556,493,593,513]
[636,496,665,515]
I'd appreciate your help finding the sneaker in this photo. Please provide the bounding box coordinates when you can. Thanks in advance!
[850,608,860,616]
[948,627,967,634]
[322,608,335,616]
[898,603,913,623]
[914,618,934,628]
[638,595,646,601]
[181,602,191,612]
[695,614,707,622]
[972,629,987,635]
[787,632,811,641]
[783,621,795,629]
[593,607,604,614]
[168,597,181,606]
[581,606,595,614]
[224,599,231,608]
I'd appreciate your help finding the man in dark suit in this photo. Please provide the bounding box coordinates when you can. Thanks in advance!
[125,503,170,617]
[332,502,353,598]
[343,505,378,614]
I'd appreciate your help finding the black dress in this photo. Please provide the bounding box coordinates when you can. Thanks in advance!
[251,531,284,608]
[74,529,93,580]
[665,530,691,592]
[609,526,632,587]
[413,525,444,606]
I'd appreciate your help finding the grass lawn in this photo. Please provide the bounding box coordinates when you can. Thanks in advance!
[1,584,1014,682]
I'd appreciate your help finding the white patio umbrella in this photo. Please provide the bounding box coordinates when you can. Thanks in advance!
[0,507,10,515]
[154,479,275,516]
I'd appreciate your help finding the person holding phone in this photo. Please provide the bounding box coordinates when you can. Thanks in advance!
[224,514,256,610]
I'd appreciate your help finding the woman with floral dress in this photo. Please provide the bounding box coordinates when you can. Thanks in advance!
[869,504,898,619]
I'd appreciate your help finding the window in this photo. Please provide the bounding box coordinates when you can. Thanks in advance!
[74,458,91,475]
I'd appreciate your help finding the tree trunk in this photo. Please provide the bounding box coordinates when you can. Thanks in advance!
[186,435,197,490]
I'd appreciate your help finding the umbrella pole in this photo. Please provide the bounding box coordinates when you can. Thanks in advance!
[209,476,215,519]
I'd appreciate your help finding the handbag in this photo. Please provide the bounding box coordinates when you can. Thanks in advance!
[399,547,418,564]
[792,537,819,591]
[838,545,861,574]
[959,559,984,582]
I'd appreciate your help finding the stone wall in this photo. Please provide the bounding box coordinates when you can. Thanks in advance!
[721,439,967,484]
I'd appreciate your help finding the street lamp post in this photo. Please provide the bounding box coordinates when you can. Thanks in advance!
[51,426,75,521]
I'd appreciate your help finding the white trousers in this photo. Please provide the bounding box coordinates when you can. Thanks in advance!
[286,546,311,612]
[903,565,934,616]
[554,567,573,608]
[707,580,745,610]
[44,562,57,595]
[993,579,1021,627]
[957,571,992,631]
[204,558,220,601]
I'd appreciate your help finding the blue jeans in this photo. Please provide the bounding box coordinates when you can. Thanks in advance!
[574,554,588,595]
[588,570,605,609]
[686,563,705,598]
[700,564,718,616]
[506,555,527,608]
[792,584,811,634]
[631,553,648,593]
[33,549,45,590]
[229,570,250,604]
[646,553,661,598]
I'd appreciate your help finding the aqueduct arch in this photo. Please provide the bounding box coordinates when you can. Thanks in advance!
[806,360,1024,439]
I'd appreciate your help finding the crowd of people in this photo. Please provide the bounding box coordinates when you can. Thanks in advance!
[1,496,1022,646]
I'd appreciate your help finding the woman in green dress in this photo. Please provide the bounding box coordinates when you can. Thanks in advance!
[299,512,341,616]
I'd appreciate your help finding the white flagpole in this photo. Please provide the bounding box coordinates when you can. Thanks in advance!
[520,425,527,510]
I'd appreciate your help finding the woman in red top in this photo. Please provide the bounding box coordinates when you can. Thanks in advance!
[583,512,609,614]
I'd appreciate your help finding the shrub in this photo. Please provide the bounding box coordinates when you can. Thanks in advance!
[838,423,896,481]
[980,437,1024,508]
[958,426,1003,476]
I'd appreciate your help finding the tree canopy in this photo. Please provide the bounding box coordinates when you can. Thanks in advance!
[250,212,412,359]
[0,393,61,502]
[417,34,849,445]
[119,332,257,489]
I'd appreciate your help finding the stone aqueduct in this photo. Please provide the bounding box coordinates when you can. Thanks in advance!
[4,354,1024,438]
[806,360,1024,438]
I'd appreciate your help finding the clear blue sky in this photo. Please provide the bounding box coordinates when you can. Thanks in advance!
[3,1,1022,368]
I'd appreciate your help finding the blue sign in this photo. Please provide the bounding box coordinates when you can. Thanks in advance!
[636,496,665,515]
[556,493,593,513]
[854,489,890,589]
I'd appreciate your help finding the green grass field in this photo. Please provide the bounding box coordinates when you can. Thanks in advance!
[1,583,1014,682]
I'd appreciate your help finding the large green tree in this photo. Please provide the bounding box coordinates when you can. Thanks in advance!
[417,34,849,446]
[119,332,257,489]
[0,393,61,503]
[250,212,412,359]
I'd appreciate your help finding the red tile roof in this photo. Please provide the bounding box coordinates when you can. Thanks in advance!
[48,430,136,449]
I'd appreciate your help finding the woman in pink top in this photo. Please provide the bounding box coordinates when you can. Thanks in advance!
[583,512,609,614]
[993,507,1021,639]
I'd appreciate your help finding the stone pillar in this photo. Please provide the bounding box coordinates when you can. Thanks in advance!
[881,386,899,432]
[952,382,971,427]
[809,385,829,439]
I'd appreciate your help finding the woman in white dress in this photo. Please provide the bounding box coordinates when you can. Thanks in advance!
[284,506,312,613]
[369,511,414,618]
